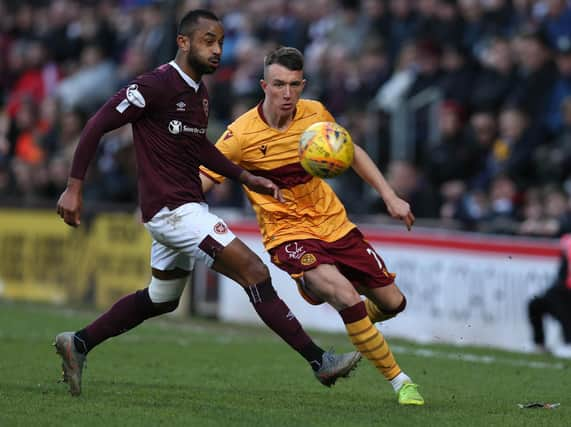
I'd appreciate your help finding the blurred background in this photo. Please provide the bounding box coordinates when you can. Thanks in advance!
[0,0,571,237]
[1,0,571,352]
[1,0,571,236]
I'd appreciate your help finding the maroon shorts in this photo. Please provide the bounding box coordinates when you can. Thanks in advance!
[268,228,395,289]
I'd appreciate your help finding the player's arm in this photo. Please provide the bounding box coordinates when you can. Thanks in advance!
[57,84,149,227]
[199,137,283,202]
[199,128,239,191]
[351,144,415,230]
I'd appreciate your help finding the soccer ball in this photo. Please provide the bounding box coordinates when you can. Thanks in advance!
[299,121,354,179]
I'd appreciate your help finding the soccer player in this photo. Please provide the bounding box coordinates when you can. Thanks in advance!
[200,47,425,405]
[54,11,360,397]
[528,233,571,358]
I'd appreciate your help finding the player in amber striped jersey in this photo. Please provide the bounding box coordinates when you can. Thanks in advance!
[201,47,424,405]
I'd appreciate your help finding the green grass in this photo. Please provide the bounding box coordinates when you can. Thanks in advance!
[0,301,569,427]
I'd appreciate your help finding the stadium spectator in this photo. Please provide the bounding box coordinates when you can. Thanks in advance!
[201,47,425,406]
[53,10,360,397]
[470,36,519,111]
[439,42,475,106]
[432,0,465,45]
[539,0,571,48]
[5,38,59,119]
[473,105,541,190]
[464,109,497,183]
[381,160,440,219]
[56,44,118,113]
[458,0,487,54]
[528,233,571,358]
[374,40,417,114]
[478,174,520,234]
[517,185,569,237]
[480,0,517,38]
[386,0,418,61]
[448,187,490,231]
[509,29,558,120]
[425,100,473,189]
[544,35,571,136]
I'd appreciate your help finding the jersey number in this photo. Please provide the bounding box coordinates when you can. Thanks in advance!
[366,248,383,271]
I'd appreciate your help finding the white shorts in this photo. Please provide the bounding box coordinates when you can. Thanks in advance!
[144,202,236,271]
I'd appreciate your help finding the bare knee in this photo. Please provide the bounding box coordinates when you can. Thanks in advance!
[383,295,406,315]
[242,256,270,284]
[212,239,270,286]
[367,283,407,314]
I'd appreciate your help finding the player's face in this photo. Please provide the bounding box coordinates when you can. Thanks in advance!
[261,64,305,116]
[180,18,224,77]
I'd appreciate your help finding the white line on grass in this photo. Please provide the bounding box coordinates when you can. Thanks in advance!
[391,345,567,370]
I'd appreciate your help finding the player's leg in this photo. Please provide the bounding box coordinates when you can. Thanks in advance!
[294,271,406,324]
[303,265,404,384]
[268,234,404,384]
[55,249,190,396]
[540,285,571,357]
[528,293,549,351]
[304,265,423,405]
[54,205,202,396]
[359,283,407,323]
[322,229,423,405]
[211,237,361,385]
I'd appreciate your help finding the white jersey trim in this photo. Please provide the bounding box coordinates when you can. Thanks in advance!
[169,60,200,92]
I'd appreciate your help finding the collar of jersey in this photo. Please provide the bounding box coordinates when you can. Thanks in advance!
[169,60,200,92]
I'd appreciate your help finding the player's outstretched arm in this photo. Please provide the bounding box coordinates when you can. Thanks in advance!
[239,171,284,202]
[57,177,83,227]
[351,144,415,230]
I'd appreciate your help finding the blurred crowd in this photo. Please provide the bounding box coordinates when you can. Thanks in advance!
[2,0,571,238]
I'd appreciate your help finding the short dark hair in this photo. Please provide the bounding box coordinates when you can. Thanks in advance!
[177,9,220,36]
[264,47,304,72]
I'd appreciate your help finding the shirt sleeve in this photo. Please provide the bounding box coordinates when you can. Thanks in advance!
[199,127,243,183]
[70,79,156,180]
[198,134,244,182]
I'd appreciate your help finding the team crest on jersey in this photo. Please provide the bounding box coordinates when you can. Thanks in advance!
[126,84,145,107]
[202,99,209,118]
[176,101,186,111]
[214,221,227,234]
[301,253,317,266]
[168,120,183,134]
[259,145,268,155]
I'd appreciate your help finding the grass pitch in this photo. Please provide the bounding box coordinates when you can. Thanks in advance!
[0,301,568,427]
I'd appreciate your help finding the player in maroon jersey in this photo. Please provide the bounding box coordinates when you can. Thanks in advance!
[54,9,360,397]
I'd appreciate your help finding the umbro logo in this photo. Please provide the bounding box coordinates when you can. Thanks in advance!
[176,101,186,111]
[259,145,268,155]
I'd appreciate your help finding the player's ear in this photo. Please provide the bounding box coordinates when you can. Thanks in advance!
[176,34,190,52]
[260,79,267,90]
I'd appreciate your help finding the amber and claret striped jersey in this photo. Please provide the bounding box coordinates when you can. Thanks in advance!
[200,99,356,250]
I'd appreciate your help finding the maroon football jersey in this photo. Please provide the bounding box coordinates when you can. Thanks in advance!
[70,61,243,221]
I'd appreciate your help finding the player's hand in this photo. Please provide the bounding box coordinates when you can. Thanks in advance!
[56,179,83,227]
[385,195,415,231]
[241,172,284,202]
